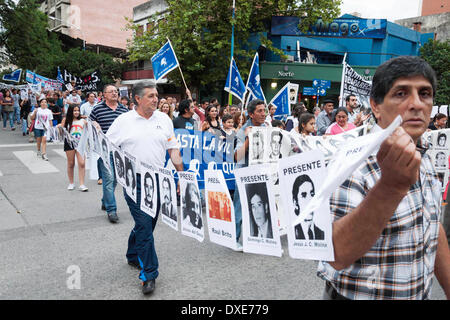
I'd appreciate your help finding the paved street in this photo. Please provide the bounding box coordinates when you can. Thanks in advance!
[0,128,446,300]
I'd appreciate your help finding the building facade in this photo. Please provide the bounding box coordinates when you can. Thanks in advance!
[421,0,450,16]
[40,0,146,50]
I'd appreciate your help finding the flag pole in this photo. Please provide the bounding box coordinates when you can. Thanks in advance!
[228,0,236,106]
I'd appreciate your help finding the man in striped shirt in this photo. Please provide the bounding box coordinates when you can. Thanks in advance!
[90,84,129,223]
[318,56,450,300]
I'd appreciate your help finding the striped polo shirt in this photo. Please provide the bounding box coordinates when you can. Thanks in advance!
[89,101,129,133]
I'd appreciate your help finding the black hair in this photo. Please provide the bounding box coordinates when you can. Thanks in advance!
[292,174,315,216]
[371,56,437,105]
[247,99,265,114]
[64,104,81,131]
[124,157,136,189]
[299,113,315,134]
[333,107,349,122]
[178,99,192,115]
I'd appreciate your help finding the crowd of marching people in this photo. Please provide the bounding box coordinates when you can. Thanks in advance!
[1,84,448,193]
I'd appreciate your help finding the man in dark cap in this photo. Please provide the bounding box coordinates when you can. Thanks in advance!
[316,99,335,136]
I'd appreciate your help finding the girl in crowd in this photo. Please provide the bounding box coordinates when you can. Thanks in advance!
[201,105,221,135]
[59,104,88,191]
[1,90,15,131]
[325,107,356,135]
[159,101,173,119]
[295,113,316,136]
[30,99,54,160]
[233,111,247,131]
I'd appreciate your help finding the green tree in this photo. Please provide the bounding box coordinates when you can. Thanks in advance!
[126,0,341,96]
[420,39,450,106]
[0,0,63,77]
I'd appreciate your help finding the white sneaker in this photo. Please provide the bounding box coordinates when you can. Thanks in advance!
[233,243,243,252]
[67,184,75,191]
[78,185,88,192]
[42,153,48,161]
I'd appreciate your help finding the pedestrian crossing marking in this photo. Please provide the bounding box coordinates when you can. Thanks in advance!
[13,151,59,174]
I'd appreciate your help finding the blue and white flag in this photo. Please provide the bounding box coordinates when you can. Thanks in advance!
[57,67,64,84]
[224,57,246,104]
[246,53,266,104]
[2,69,22,83]
[271,82,291,116]
[151,40,180,82]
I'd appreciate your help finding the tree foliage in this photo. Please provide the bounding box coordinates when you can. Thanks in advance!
[420,39,450,106]
[0,0,63,77]
[0,0,124,85]
[126,0,341,93]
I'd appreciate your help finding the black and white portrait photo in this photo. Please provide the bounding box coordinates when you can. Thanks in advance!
[268,129,283,161]
[436,132,448,148]
[124,155,136,199]
[250,130,264,162]
[160,176,177,221]
[143,172,155,210]
[435,151,447,169]
[245,183,273,239]
[183,182,202,230]
[292,174,324,240]
[114,150,125,180]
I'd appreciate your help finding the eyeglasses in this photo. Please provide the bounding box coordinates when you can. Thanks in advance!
[105,90,118,94]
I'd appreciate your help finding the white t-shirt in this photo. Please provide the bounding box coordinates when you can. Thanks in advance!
[80,102,96,117]
[67,94,82,104]
[69,119,86,141]
[34,108,53,130]
[106,109,180,168]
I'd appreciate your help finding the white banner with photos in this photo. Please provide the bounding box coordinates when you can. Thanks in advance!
[179,171,204,243]
[140,162,158,218]
[205,170,237,250]
[234,164,282,257]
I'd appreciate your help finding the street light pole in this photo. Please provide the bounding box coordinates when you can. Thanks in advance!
[48,16,86,51]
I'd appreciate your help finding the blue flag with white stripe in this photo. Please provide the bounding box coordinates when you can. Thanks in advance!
[224,57,246,104]
[151,40,180,82]
[57,67,64,84]
[2,69,22,83]
[271,82,291,116]
[246,53,266,104]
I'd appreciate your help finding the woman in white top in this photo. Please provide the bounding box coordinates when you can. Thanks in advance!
[59,104,88,191]
[30,99,53,161]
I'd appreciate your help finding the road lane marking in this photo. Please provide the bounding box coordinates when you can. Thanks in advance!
[13,151,59,174]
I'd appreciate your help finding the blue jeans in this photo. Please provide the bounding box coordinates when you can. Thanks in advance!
[125,174,160,282]
[14,106,20,123]
[97,158,103,180]
[99,153,117,214]
[2,111,14,128]
[233,185,242,243]
[22,119,28,134]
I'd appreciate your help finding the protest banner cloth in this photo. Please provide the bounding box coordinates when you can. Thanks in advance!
[234,164,282,257]
[2,69,22,83]
[290,124,367,162]
[179,171,204,242]
[25,70,62,91]
[246,53,266,105]
[248,127,291,165]
[123,151,138,203]
[293,115,402,227]
[205,170,237,250]
[97,130,112,175]
[339,62,372,112]
[158,166,179,231]
[278,150,334,261]
[140,162,158,218]
[224,57,246,104]
[423,128,450,192]
[60,69,102,92]
[111,143,127,189]
[151,39,181,83]
[171,129,236,190]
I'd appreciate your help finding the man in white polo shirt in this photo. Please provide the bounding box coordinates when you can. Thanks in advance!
[106,81,183,295]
